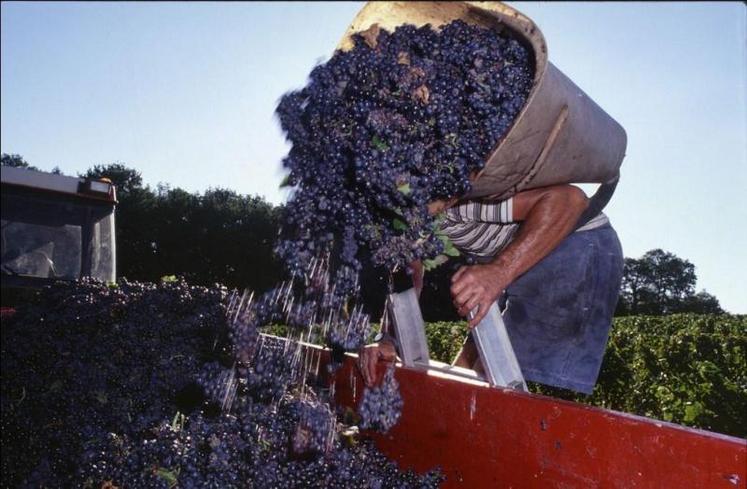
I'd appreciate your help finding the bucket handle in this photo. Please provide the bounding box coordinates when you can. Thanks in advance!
[574,175,619,230]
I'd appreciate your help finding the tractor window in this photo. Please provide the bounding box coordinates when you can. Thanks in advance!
[1,192,89,280]
[1,219,82,280]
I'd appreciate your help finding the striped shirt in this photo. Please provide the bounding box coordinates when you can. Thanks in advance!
[440,198,609,259]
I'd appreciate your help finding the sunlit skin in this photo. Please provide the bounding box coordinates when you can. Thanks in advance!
[358,184,589,386]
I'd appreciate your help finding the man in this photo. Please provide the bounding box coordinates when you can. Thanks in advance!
[358,184,624,395]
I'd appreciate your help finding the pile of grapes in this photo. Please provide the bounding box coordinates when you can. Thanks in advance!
[276,19,533,292]
[1,277,442,488]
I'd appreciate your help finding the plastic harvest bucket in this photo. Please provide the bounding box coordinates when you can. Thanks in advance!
[337,2,627,223]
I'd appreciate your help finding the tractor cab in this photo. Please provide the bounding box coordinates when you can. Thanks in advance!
[1,166,117,304]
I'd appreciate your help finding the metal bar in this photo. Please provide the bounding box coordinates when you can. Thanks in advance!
[387,288,430,367]
[471,303,527,391]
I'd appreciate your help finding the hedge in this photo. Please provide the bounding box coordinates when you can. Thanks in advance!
[424,314,746,438]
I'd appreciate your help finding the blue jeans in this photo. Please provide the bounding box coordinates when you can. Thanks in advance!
[496,224,623,394]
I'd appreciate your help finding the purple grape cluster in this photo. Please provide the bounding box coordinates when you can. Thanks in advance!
[196,361,237,407]
[245,336,295,401]
[358,366,405,433]
[1,278,443,487]
[327,304,372,352]
[276,20,533,283]
[290,399,337,455]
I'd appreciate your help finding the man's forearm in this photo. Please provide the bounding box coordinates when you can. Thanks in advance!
[488,186,588,284]
[449,185,589,326]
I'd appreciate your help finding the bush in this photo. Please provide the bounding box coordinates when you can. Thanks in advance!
[424,321,469,364]
[422,314,746,438]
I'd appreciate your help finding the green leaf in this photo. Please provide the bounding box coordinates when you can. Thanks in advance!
[424,254,449,271]
[397,183,412,195]
[160,275,178,283]
[371,135,389,151]
[279,174,293,188]
[684,402,704,423]
[392,218,408,232]
[436,232,460,257]
[156,468,179,488]
[444,240,461,257]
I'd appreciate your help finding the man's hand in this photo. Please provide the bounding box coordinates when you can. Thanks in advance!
[450,185,589,327]
[357,341,397,387]
[451,263,511,328]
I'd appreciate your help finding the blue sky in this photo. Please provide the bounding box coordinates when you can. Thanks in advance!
[2,2,745,313]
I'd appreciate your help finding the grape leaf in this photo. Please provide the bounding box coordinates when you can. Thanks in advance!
[279,174,293,188]
[372,135,389,151]
[156,468,179,488]
[397,183,412,196]
[444,240,461,257]
[424,254,449,271]
[392,218,408,231]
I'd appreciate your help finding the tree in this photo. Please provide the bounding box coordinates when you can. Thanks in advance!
[1,153,38,171]
[618,249,723,315]
[81,163,144,199]
[678,290,723,314]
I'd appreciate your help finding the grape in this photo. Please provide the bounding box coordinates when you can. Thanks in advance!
[1,278,443,487]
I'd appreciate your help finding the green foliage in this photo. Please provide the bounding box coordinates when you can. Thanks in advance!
[82,163,144,198]
[618,249,723,315]
[592,314,745,436]
[1,153,38,171]
[423,314,746,437]
[424,321,468,364]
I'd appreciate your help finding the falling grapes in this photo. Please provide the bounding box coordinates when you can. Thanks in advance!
[276,20,533,285]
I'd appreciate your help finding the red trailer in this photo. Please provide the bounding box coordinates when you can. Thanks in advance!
[321,348,746,488]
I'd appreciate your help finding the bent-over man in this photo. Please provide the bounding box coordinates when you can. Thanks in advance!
[359,184,623,395]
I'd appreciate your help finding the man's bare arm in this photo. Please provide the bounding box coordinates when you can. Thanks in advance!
[451,185,589,327]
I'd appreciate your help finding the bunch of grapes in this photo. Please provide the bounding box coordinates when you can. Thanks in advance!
[196,361,238,407]
[357,366,405,433]
[290,400,337,455]
[276,20,533,288]
[245,336,295,402]
[326,304,372,352]
[0,278,228,487]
